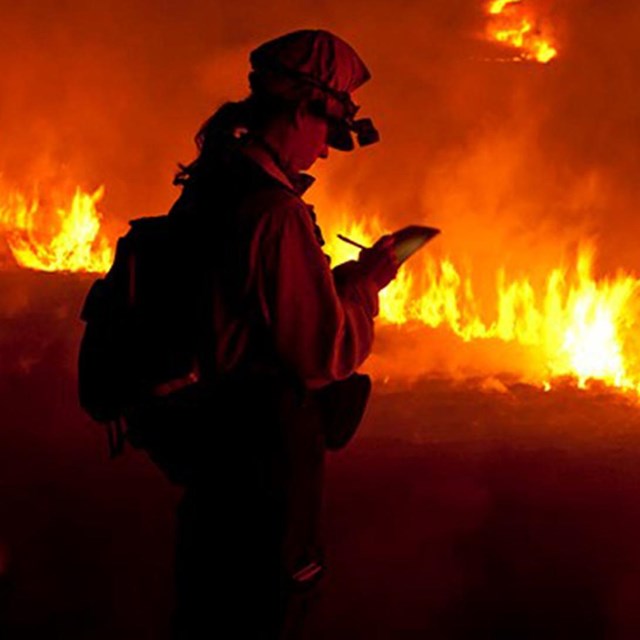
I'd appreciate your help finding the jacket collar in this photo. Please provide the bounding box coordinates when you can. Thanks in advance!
[240,137,316,197]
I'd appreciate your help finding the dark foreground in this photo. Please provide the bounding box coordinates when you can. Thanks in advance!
[3,373,640,639]
[3,273,640,638]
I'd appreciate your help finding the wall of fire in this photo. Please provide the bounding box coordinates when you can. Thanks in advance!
[3,0,640,394]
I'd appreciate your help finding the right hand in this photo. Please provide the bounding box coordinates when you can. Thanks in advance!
[358,235,399,290]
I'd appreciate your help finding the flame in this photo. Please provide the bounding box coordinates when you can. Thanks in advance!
[0,186,114,273]
[324,217,640,394]
[2,181,639,396]
[486,0,557,64]
[489,0,520,14]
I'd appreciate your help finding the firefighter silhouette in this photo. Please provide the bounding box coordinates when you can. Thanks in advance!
[124,30,398,639]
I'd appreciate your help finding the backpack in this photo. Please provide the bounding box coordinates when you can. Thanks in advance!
[78,215,204,457]
[79,211,372,463]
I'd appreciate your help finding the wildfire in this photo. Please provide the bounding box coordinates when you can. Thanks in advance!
[324,220,640,395]
[486,0,557,64]
[2,181,640,396]
[0,186,113,273]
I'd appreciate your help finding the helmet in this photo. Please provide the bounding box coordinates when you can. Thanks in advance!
[249,29,379,151]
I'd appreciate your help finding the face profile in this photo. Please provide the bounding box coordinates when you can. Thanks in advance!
[289,103,330,172]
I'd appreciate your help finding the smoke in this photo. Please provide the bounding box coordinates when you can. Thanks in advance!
[2,0,639,265]
[3,0,640,381]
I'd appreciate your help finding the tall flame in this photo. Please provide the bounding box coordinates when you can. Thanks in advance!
[486,0,557,64]
[0,186,113,273]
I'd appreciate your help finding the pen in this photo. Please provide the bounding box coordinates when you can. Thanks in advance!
[337,234,367,250]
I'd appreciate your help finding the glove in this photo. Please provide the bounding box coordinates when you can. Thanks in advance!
[357,235,399,290]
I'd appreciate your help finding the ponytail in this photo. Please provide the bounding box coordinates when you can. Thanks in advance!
[174,90,302,187]
[174,99,253,186]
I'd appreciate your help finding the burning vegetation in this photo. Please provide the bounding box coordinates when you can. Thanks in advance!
[486,0,557,63]
[5,5,640,637]
[326,226,640,394]
[1,1,639,398]
[2,178,640,399]
[0,186,113,274]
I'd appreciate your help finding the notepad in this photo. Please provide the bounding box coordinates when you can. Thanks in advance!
[391,225,441,265]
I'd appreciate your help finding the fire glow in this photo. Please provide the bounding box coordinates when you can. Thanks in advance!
[0,186,113,273]
[2,186,640,397]
[486,0,557,63]
[324,219,640,395]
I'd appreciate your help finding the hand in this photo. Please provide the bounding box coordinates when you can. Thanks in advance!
[358,235,399,290]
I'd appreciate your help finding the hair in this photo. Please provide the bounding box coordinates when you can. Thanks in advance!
[174,88,320,187]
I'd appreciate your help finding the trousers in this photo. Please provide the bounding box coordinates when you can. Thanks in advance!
[128,375,326,639]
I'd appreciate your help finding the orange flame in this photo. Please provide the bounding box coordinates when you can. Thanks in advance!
[486,0,557,64]
[324,217,640,394]
[3,182,639,396]
[0,186,114,273]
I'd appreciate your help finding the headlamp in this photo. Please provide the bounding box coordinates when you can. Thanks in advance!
[324,91,380,151]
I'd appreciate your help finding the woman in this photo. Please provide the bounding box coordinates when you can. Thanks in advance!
[147,29,398,638]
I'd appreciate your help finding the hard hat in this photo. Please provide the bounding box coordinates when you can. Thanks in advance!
[249,29,379,151]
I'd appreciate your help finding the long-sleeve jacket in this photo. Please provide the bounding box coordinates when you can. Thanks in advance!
[169,144,380,390]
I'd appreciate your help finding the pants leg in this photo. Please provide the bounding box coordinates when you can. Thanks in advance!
[167,378,327,639]
[171,487,286,639]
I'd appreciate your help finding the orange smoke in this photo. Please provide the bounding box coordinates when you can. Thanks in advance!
[486,0,557,63]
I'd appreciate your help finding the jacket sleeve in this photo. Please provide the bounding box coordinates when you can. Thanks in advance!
[255,199,380,388]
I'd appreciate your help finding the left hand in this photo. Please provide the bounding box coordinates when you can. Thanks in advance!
[358,235,399,290]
